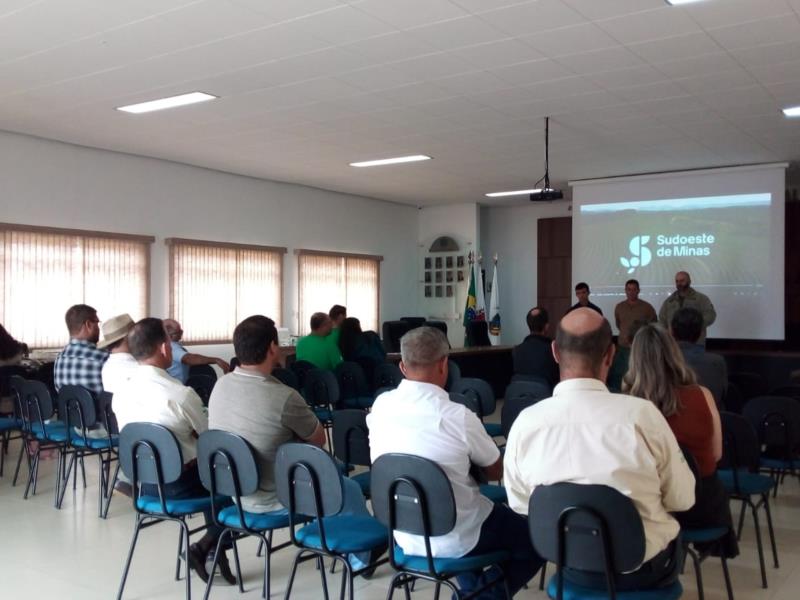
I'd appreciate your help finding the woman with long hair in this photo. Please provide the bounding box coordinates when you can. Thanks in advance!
[623,323,738,557]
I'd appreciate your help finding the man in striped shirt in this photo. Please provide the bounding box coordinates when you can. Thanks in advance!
[54,304,108,394]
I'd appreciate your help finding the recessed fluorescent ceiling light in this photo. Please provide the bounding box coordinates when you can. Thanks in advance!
[349,155,431,167]
[664,0,707,5]
[783,105,800,117]
[486,188,552,198]
[117,92,218,114]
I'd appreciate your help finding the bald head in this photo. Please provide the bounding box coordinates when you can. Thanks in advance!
[163,319,183,342]
[554,308,613,379]
[675,271,691,294]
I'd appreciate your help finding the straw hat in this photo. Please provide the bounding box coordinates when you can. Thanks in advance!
[97,313,135,349]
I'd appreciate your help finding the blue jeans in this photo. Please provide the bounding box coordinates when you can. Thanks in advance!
[456,504,544,599]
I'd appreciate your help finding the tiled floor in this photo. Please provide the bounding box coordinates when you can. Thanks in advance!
[1,438,798,599]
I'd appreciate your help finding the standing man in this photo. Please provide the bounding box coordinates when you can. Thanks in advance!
[163,319,230,384]
[504,308,694,591]
[368,327,543,598]
[54,304,108,394]
[512,307,559,389]
[295,312,343,370]
[659,271,716,344]
[328,305,347,346]
[614,279,657,348]
[566,282,603,315]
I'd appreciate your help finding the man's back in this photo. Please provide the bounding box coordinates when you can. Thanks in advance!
[54,338,108,393]
[295,334,342,370]
[208,368,318,512]
[504,378,694,562]
[367,379,499,557]
[679,342,727,407]
[512,334,558,387]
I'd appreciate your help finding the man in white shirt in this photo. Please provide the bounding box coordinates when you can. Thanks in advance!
[114,318,232,585]
[98,313,137,393]
[368,327,542,598]
[504,308,695,590]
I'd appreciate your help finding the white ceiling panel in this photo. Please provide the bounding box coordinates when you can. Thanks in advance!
[0,0,797,206]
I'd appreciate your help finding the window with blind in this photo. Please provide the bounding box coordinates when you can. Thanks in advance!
[0,223,153,348]
[167,238,285,344]
[297,250,382,335]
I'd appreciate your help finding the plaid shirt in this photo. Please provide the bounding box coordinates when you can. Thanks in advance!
[54,339,109,394]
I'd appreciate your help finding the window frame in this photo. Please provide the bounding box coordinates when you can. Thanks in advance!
[166,237,287,345]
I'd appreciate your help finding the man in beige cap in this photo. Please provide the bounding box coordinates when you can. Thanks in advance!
[99,313,137,393]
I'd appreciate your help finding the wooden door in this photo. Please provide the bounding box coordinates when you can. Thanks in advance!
[538,217,572,318]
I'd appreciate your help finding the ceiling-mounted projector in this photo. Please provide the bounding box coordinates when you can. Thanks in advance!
[530,188,563,202]
[530,116,563,202]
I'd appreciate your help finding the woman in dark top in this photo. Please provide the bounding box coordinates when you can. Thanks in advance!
[338,317,386,379]
[623,324,738,557]
[0,323,27,367]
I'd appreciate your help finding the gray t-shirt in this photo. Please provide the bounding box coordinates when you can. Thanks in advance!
[208,367,319,513]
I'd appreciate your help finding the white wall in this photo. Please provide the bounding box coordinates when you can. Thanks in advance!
[417,203,480,346]
[0,130,418,359]
[480,202,572,345]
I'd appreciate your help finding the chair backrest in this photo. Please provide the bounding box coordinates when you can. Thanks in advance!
[272,366,300,391]
[511,373,553,389]
[728,371,766,401]
[504,382,550,434]
[424,321,448,338]
[197,429,260,499]
[289,359,316,390]
[186,374,215,406]
[98,391,118,434]
[381,320,413,353]
[0,365,28,398]
[119,422,184,487]
[371,453,456,538]
[529,482,645,574]
[719,411,761,472]
[450,377,494,419]
[303,368,340,410]
[57,385,98,434]
[444,359,461,391]
[8,375,27,422]
[465,320,491,347]
[400,317,426,329]
[448,391,480,415]
[188,363,217,380]
[332,409,371,468]
[335,361,371,400]
[22,379,57,424]
[743,395,800,451]
[373,362,403,392]
[275,442,343,517]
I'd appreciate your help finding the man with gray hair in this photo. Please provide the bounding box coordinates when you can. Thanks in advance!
[368,327,542,598]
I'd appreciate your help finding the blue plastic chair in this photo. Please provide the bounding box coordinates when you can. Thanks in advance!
[0,371,26,479]
[272,367,300,391]
[303,369,340,449]
[116,422,225,600]
[501,381,550,439]
[718,411,779,588]
[444,359,461,392]
[331,409,372,497]
[373,362,403,393]
[451,378,501,439]
[57,385,119,517]
[742,396,800,497]
[197,430,293,599]
[371,453,511,599]
[529,482,683,600]
[275,442,388,600]
[335,362,374,410]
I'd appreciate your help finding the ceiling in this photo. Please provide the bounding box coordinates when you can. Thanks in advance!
[2,0,800,206]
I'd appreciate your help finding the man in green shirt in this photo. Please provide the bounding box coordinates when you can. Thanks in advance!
[296,312,343,370]
[328,304,347,347]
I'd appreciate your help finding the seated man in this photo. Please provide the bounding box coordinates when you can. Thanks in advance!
[512,306,558,388]
[671,307,727,407]
[208,314,377,571]
[163,318,230,384]
[295,312,343,371]
[368,327,542,598]
[504,308,695,590]
[328,304,347,346]
[54,304,108,394]
[99,313,137,394]
[113,318,232,584]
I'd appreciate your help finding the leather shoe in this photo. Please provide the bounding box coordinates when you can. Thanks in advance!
[187,543,210,583]
[206,548,237,585]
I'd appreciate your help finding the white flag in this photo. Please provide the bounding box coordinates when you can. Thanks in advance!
[488,262,501,345]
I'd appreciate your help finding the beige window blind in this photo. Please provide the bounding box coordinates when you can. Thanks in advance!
[167,238,285,344]
[297,250,382,335]
[0,224,153,348]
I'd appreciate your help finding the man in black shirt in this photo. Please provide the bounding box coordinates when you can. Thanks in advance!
[566,282,603,315]
[512,307,559,388]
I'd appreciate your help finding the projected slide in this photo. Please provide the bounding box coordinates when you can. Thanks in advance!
[574,192,777,340]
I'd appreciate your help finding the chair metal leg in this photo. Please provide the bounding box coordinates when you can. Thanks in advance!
[53,446,65,507]
[232,536,244,593]
[434,581,441,600]
[204,529,228,600]
[736,499,746,540]
[56,451,76,509]
[338,557,348,600]
[24,448,39,499]
[688,547,704,600]
[720,554,734,600]
[318,555,331,600]
[78,453,87,489]
[101,460,121,519]
[175,527,185,581]
[750,500,768,588]
[117,515,144,600]
[284,550,306,600]
[12,439,27,486]
[762,493,780,569]
[182,520,192,600]
[539,561,547,590]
